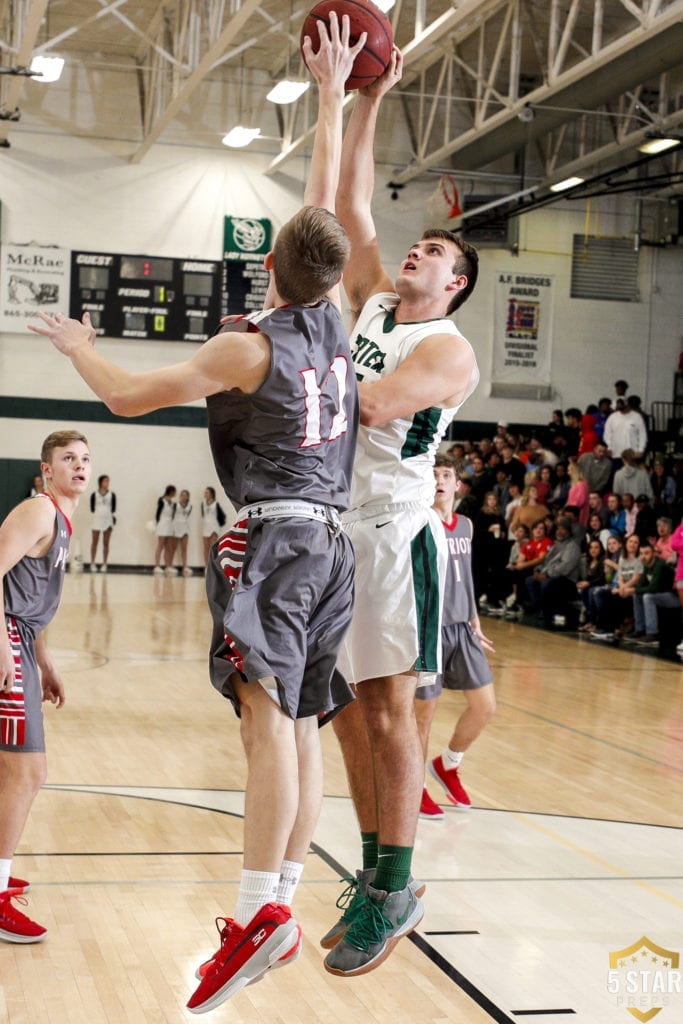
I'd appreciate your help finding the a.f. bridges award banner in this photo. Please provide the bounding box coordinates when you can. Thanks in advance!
[492,271,554,399]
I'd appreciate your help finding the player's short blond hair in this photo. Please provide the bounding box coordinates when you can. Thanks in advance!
[272,206,350,305]
[41,430,89,463]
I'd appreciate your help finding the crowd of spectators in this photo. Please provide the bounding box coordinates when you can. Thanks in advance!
[447,389,683,656]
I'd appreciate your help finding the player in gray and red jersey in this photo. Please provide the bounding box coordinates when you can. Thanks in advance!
[1,430,91,943]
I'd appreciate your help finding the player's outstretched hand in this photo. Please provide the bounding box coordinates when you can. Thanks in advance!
[302,11,367,92]
[28,311,96,355]
[359,45,402,99]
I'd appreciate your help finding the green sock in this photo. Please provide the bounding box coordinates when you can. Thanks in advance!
[360,831,378,872]
[373,844,413,894]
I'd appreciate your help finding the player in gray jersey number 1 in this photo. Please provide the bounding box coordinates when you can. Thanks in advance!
[415,455,496,820]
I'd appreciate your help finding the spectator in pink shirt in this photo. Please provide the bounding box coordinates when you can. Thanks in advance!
[567,461,590,526]
[669,521,683,658]
[654,517,676,566]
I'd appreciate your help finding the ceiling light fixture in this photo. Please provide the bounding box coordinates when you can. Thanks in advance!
[222,126,261,148]
[29,55,65,83]
[549,176,585,193]
[266,80,309,105]
[637,134,682,155]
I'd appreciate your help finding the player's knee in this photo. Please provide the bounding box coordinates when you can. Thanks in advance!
[1,751,47,793]
[482,699,496,724]
[470,690,496,726]
[238,689,293,751]
[365,700,414,740]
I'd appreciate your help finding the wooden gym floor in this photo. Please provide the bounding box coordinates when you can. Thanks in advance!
[1,572,682,1024]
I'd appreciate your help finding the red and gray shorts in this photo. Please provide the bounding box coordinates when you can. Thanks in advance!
[0,616,45,753]
[206,515,355,722]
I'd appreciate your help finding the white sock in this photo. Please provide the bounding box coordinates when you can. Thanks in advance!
[0,859,12,893]
[234,869,280,927]
[442,748,464,770]
[276,860,304,907]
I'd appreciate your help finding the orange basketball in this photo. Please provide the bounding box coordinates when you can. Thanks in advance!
[301,0,394,91]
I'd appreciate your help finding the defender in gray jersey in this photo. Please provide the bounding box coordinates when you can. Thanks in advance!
[321,48,482,978]
[31,17,364,1012]
[415,456,496,821]
[0,430,91,943]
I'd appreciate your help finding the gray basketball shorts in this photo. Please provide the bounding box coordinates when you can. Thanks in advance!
[206,516,355,721]
[0,616,45,753]
[416,622,493,701]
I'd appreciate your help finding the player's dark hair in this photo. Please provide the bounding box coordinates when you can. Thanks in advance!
[273,206,350,305]
[421,229,479,313]
[41,430,89,463]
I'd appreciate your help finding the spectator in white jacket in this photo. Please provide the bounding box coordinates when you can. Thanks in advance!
[604,397,647,466]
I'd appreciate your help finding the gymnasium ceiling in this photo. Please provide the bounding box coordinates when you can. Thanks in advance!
[1,0,683,228]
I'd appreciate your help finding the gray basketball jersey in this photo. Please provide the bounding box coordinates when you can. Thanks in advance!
[3,495,71,638]
[207,300,359,511]
[441,513,476,626]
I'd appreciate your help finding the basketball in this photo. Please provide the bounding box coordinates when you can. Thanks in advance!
[300,0,394,91]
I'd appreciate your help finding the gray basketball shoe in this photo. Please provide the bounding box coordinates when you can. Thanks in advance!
[319,868,375,949]
[323,882,424,976]
[320,872,426,950]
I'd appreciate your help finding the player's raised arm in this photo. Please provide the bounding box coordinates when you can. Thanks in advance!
[336,46,403,317]
[302,13,366,214]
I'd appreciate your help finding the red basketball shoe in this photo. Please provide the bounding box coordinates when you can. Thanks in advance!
[429,756,472,807]
[8,876,30,893]
[419,787,444,820]
[187,903,298,1013]
[0,888,47,943]
[195,922,302,981]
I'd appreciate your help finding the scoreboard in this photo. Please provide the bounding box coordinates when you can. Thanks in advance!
[223,216,272,316]
[70,251,222,341]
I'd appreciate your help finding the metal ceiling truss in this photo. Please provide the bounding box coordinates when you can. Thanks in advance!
[392,0,683,184]
[267,0,683,195]
[0,0,49,142]
[1,0,681,192]
[132,0,267,162]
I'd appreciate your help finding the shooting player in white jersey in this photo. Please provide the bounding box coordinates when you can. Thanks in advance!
[322,48,481,977]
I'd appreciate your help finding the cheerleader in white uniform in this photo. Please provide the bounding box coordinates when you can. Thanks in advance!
[200,486,226,567]
[173,489,193,576]
[90,475,116,572]
[153,485,176,574]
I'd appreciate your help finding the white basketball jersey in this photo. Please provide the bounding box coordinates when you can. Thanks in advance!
[349,293,479,509]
